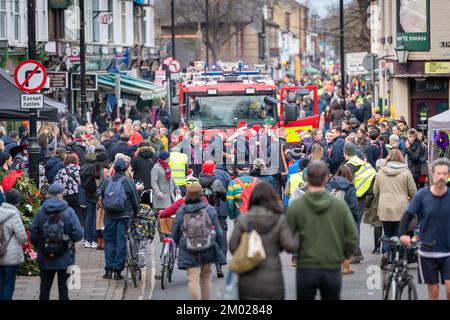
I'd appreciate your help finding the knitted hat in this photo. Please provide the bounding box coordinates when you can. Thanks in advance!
[114,158,128,172]
[202,160,216,175]
[159,151,170,161]
[251,124,261,134]
[96,152,108,162]
[5,189,21,205]
[350,118,358,125]
[291,147,303,160]
[149,128,160,139]
[264,116,274,125]
[133,120,141,126]
[186,181,203,200]
[343,142,357,156]
[95,145,106,153]
[389,134,400,142]
[48,183,65,196]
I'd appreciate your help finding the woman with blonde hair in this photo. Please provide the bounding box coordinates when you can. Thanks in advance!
[373,149,417,263]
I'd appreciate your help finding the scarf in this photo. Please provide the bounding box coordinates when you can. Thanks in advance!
[158,159,171,181]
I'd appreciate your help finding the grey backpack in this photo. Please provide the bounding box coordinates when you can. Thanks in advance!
[182,208,213,252]
[330,188,346,200]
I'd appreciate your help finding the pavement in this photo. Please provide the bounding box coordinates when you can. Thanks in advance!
[13,222,448,300]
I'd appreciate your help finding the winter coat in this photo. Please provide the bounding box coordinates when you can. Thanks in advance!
[330,109,344,127]
[151,162,181,209]
[101,139,113,159]
[110,141,134,161]
[373,161,417,222]
[171,200,226,269]
[67,140,85,164]
[160,196,209,218]
[54,164,81,198]
[250,169,277,190]
[214,166,232,217]
[30,198,83,270]
[1,135,19,153]
[366,140,388,169]
[100,172,140,220]
[0,203,27,266]
[131,146,155,190]
[199,173,227,210]
[326,176,359,223]
[148,139,164,161]
[324,136,345,174]
[229,206,298,300]
[44,156,65,184]
[404,139,424,182]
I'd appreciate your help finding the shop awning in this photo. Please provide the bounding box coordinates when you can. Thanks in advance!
[97,74,166,101]
[302,66,321,75]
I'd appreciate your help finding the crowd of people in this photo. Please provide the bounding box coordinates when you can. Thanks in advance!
[1,84,450,301]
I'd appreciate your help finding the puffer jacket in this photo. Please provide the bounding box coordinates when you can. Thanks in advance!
[171,200,226,269]
[30,197,83,270]
[0,203,27,266]
[131,146,155,190]
[326,176,359,222]
[229,206,298,300]
[373,161,417,222]
[198,173,227,210]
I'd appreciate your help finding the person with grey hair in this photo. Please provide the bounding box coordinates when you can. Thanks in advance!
[30,183,83,300]
[400,158,450,300]
[0,189,27,300]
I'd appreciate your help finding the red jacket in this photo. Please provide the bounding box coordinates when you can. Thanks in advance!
[159,196,209,218]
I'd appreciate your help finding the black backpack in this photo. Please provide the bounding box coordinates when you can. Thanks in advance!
[40,212,70,258]
[80,163,97,195]
[202,186,217,207]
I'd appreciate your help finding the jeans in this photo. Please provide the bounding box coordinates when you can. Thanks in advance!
[353,197,366,257]
[39,269,70,300]
[104,217,130,273]
[187,264,212,300]
[374,226,383,251]
[382,221,400,254]
[0,266,18,300]
[296,268,342,300]
[84,198,97,242]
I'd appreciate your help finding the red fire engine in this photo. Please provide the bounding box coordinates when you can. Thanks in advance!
[176,61,319,144]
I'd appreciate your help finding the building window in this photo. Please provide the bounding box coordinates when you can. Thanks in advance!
[121,1,126,44]
[108,0,113,43]
[0,1,6,39]
[267,7,273,20]
[414,78,449,94]
[92,0,99,42]
[285,12,290,32]
[13,0,20,41]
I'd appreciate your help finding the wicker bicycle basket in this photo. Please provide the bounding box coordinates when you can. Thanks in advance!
[159,216,175,235]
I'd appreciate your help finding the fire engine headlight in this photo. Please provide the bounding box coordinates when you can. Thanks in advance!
[245,88,256,94]
[207,89,218,95]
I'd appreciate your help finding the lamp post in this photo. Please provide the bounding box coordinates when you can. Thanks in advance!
[171,0,176,58]
[339,0,346,108]
[79,0,87,125]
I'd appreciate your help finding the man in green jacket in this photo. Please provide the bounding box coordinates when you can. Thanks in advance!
[287,160,359,300]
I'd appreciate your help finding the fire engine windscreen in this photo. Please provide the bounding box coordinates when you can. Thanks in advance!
[188,95,275,128]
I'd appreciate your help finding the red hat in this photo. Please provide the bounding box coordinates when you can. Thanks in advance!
[238,121,247,129]
[251,124,260,134]
[202,160,216,175]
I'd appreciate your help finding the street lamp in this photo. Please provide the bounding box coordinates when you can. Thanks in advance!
[395,44,409,65]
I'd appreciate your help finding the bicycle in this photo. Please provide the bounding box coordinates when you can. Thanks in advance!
[125,229,142,288]
[154,216,177,290]
[381,236,435,300]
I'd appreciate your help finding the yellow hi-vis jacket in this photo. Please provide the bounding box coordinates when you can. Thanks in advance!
[169,151,188,186]
[346,156,377,198]
[289,173,304,195]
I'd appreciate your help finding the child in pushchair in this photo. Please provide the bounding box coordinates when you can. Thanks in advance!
[130,189,157,269]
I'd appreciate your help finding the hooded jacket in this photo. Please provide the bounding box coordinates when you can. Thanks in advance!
[325,136,345,175]
[45,156,64,184]
[326,176,359,222]
[171,200,226,269]
[373,161,417,222]
[405,139,424,181]
[0,203,27,266]
[30,198,83,270]
[67,140,85,164]
[131,146,155,190]
[366,140,388,169]
[199,173,227,210]
[229,206,298,300]
[287,191,358,269]
[214,166,232,218]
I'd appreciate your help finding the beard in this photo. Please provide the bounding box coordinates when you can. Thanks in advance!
[435,179,447,189]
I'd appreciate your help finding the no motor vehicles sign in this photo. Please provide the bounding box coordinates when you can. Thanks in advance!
[14,60,48,93]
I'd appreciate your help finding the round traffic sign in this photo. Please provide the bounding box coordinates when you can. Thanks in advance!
[14,60,48,93]
[71,48,80,57]
[168,59,181,73]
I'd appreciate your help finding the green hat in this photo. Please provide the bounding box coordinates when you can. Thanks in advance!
[264,116,274,125]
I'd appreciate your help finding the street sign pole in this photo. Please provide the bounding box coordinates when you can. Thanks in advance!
[340,0,346,109]
[80,0,88,125]
[27,0,40,186]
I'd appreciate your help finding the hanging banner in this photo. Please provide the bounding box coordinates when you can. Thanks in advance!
[396,0,430,51]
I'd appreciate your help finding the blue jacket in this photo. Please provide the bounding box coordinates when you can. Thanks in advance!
[100,172,139,219]
[110,141,134,161]
[45,157,65,184]
[325,136,345,174]
[1,135,19,153]
[171,201,226,269]
[30,198,83,270]
[326,176,359,222]
[213,166,232,217]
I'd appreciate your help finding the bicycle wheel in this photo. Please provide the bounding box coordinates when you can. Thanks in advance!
[383,272,397,300]
[161,257,169,289]
[396,279,418,300]
[129,256,138,287]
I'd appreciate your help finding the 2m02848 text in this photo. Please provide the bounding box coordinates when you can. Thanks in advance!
[220,305,273,315]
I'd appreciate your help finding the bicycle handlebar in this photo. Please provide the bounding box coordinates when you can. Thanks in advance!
[383,236,436,250]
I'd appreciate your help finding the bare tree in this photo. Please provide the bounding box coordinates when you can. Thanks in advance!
[175,0,265,62]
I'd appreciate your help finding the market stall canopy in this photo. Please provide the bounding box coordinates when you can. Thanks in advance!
[427,109,450,131]
[302,66,321,75]
[0,68,66,120]
[98,74,167,101]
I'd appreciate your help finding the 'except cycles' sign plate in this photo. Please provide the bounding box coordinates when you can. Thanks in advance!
[20,94,44,109]
[14,60,48,93]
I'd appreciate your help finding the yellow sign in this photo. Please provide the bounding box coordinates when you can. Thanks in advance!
[295,56,301,82]
[425,62,450,74]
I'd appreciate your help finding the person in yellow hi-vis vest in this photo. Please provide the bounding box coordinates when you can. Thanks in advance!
[169,141,188,196]
[343,142,377,264]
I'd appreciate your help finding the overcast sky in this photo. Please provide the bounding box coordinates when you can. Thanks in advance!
[296,0,353,18]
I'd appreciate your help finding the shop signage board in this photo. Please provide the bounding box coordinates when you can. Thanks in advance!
[48,72,69,88]
[396,0,430,51]
[425,62,450,74]
[346,52,369,75]
[71,73,98,90]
